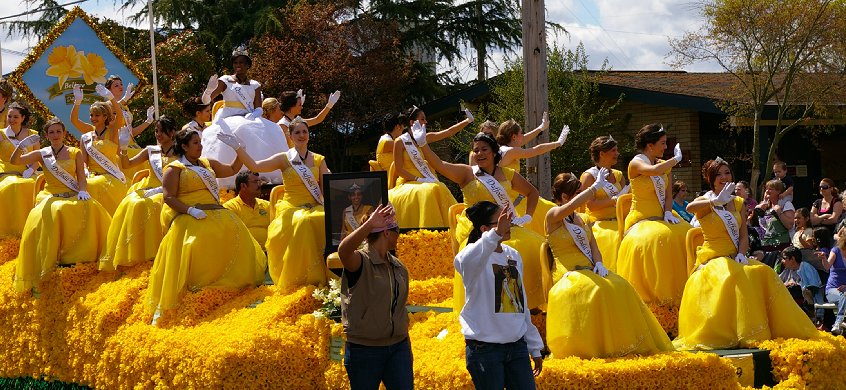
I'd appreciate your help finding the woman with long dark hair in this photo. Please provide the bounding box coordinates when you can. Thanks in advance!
[0,103,40,236]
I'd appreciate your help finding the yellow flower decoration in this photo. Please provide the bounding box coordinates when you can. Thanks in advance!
[45,45,82,87]
[77,51,107,85]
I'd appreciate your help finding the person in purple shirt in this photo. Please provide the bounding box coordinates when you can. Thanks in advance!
[823,227,846,334]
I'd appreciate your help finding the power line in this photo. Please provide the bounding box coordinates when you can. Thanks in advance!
[0,0,90,21]
[559,3,629,69]
[575,0,636,67]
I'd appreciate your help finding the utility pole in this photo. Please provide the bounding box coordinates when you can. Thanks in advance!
[521,0,550,198]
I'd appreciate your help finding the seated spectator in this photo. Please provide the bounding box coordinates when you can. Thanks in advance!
[735,180,758,215]
[810,178,843,239]
[779,246,822,319]
[671,180,694,223]
[793,208,814,249]
[823,227,846,334]
[754,179,795,266]
[223,171,271,251]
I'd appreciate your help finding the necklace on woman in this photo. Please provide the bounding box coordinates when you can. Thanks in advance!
[13,126,24,139]
[96,127,108,139]
[298,150,309,162]
[51,144,65,157]
[566,213,575,224]
[161,145,174,156]
[480,165,497,178]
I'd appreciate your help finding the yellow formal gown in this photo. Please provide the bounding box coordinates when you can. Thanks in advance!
[375,135,393,171]
[546,219,673,358]
[500,154,554,237]
[147,158,266,312]
[341,204,374,237]
[388,143,456,229]
[267,154,329,291]
[15,147,112,292]
[101,149,173,271]
[617,166,691,306]
[581,169,624,272]
[85,138,128,214]
[674,196,819,350]
[452,167,547,311]
[0,128,39,237]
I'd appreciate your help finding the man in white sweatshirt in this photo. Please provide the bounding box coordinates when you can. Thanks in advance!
[455,201,544,389]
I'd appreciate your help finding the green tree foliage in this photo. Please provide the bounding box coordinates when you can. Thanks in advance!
[670,0,846,197]
[456,43,627,176]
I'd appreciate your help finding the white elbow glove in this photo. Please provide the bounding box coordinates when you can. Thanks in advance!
[463,108,474,123]
[589,167,610,192]
[201,74,219,105]
[673,143,683,163]
[593,262,608,277]
[245,107,263,121]
[711,182,736,207]
[512,214,532,227]
[557,125,570,146]
[20,134,41,149]
[122,82,136,101]
[297,89,306,106]
[327,90,341,108]
[411,120,427,146]
[735,253,749,265]
[217,133,244,151]
[95,84,114,100]
[118,125,132,151]
[145,106,156,123]
[77,190,91,201]
[664,211,680,224]
[72,84,84,105]
[143,187,163,198]
[187,207,207,220]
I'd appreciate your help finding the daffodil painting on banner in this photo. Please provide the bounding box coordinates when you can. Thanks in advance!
[10,7,144,138]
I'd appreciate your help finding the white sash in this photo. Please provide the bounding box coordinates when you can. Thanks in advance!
[81,132,126,184]
[472,165,515,216]
[179,156,220,203]
[39,147,79,192]
[586,166,620,198]
[398,132,436,181]
[148,146,165,183]
[223,76,254,111]
[635,154,666,209]
[3,127,36,178]
[706,191,741,250]
[564,217,593,263]
[286,149,323,205]
[344,206,359,230]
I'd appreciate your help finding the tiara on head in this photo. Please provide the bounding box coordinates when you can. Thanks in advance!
[232,44,249,58]
[714,156,727,165]
[348,183,361,191]
[655,125,666,134]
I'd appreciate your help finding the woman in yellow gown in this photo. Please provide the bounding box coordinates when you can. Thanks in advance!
[545,170,672,358]
[101,117,178,271]
[10,118,112,293]
[261,90,340,149]
[148,129,266,313]
[417,130,547,311]
[105,75,154,181]
[486,116,565,237]
[674,159,819,349]
[578,135,629,272]
[69,84,128,214]
[617,124,691,307]
[388,106,468,229]
[0,103,40,237]
[373,112,404,172]
[224,118,330,291]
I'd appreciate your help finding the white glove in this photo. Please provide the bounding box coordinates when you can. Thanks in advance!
[201,74,218,104]
[245,107,263,121]
[463,108,474,123]
[95,84,114,100]
[73,84,84,104]
[673,143,683,163]
[327,90,341,107]
[143,187,163,198]
[417,177,436,183]
[297,89,306,106]
[122,82,135,101]
[589,167,610,192]
[512,214,532,227]
[145,106,155,123]
[19,134,41,149]
[77,190,91,201]
[593,262,609,277]
[664,211,680,224]
[187,207,207,220]
[734,253,749,265]
[217,133,244,150]
[118,125,132,151]
[557,125,570,146]
[712,182,736,207]
[411,120,427,146]
[539,111,549,131]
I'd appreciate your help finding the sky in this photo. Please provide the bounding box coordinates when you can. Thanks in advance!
[0,0,723,79]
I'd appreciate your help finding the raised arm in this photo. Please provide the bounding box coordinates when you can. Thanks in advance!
[515,112,548,146]
[119,146,151,169]
[578,171,613,211]
[499,141,560,167]
[425,110,473,144]
[304,91,340,127]
[222,133,289,173]
[208,155,244,178]
[130,106,155,137]
[545,169,608,234]
[629,157,677,178]
[10,135,42,166]
[419,143,473,186]
[338,204,393,272]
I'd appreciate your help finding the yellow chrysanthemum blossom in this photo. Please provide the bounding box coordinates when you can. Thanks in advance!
[45,45,82,87]
[77,51,107,85]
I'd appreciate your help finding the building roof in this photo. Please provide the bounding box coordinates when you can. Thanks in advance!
[594,71,736,101]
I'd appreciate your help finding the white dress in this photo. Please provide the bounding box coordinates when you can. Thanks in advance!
[201,75,289,188]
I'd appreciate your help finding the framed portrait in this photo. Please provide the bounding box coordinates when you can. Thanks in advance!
[323,171,389,255]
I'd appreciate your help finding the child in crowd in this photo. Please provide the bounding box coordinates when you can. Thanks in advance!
[773,161,794,202]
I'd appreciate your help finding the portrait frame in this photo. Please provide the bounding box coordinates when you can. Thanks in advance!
[323,171,389,256]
